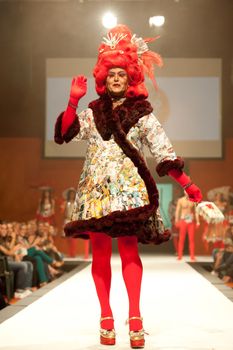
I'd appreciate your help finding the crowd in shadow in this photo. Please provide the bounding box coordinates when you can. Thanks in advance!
[0,220,64,309]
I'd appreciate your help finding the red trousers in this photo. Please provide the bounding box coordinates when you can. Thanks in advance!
[178,220,195,259]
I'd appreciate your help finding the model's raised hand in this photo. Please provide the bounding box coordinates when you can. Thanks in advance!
[60,76,87,136]
[70,75,87,103]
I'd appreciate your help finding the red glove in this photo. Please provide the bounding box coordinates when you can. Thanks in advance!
[61,75,87,136]
[168,168,203,203]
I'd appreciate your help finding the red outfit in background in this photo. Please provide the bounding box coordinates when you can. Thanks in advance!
[175,195,199,260]
[178,220,195,260]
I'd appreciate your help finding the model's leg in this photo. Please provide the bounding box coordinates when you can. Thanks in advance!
[84,239,89,259]
[23,256,39,287]
[67,237,77,257]
[213,249,223,270]
[27,247,53,264]
[172,234,179,254]
[118,236,143,331]
[202,222,210,253]
[24,261,33,288]
[32,256,49,285]
[8,261,28,290]
[178,220,187,259]
[90,232,114,330]
[188,222,195,260]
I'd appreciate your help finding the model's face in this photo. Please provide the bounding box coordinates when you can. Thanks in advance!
[69,191,76,201]
[7,223,13,234]
[0,224,7,237]
[44,190,50,198]
[19,225,27,236]
[106,68,128,98]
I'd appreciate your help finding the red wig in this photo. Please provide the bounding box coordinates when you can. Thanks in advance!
[93,24,163,98]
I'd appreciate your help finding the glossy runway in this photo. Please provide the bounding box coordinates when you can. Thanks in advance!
[0,255,233,350]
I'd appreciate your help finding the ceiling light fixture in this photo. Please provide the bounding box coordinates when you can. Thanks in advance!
[149,16,165,27]
[102,12,117,29]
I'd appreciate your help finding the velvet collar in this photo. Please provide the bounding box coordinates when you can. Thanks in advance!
[88,95,153,140]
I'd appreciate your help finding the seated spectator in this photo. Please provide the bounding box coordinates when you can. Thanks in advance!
[212,224,233,282]
[0,219,65,298]
[27,221,42,247]
[15,222,63,285]
[0,278,8,309]
[38,223,64,262]
[0,223,33,299]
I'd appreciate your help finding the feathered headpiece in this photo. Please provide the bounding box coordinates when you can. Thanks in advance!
[93,24,163,98]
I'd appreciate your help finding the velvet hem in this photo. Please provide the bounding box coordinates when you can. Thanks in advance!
[66,223,171,245]
[156,157,184,177]
[54,112,64,145]
[63,116,80,143]
[54,112,81,144]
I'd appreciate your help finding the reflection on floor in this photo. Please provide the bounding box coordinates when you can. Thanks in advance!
[0,255,233,350]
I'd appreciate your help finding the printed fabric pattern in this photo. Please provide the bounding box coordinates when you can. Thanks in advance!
[70,108,177,222]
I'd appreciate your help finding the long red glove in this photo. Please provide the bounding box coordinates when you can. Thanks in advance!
[61,75,87,136]
[168,168,203,202]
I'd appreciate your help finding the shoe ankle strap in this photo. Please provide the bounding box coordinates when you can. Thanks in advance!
[125,316,143,325]
[100,316,114,322]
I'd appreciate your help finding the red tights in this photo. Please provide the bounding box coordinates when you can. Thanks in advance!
[178,220,195,259]
[90,232,143,331]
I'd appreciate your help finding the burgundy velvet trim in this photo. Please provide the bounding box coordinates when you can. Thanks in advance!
[156,157,184,177]
[54,112,80,144]
[65,96,171,245]
[66,221,171,245]
[88,95,153,140]
[54,112,64,145]
[63,117,80,143]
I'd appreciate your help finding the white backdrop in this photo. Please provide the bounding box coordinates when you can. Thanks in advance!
[45,58,221,158]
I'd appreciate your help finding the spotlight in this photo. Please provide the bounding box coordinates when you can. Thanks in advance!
[102,12,117,29]
[149,16,165,27]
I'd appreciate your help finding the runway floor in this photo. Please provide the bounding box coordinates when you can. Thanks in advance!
[0,255,233,350]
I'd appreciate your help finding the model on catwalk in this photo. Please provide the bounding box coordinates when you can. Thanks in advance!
[175,192,200,261]
[54,24,202,348]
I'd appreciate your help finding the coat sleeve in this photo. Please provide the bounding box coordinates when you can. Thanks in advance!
[139,113,184,176]
[54,108,92,144]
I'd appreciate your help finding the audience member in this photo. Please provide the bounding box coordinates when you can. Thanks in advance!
[0,223,33,298]
[0,278,8,309]
[0,219,65,300]
[212,224,233,282]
